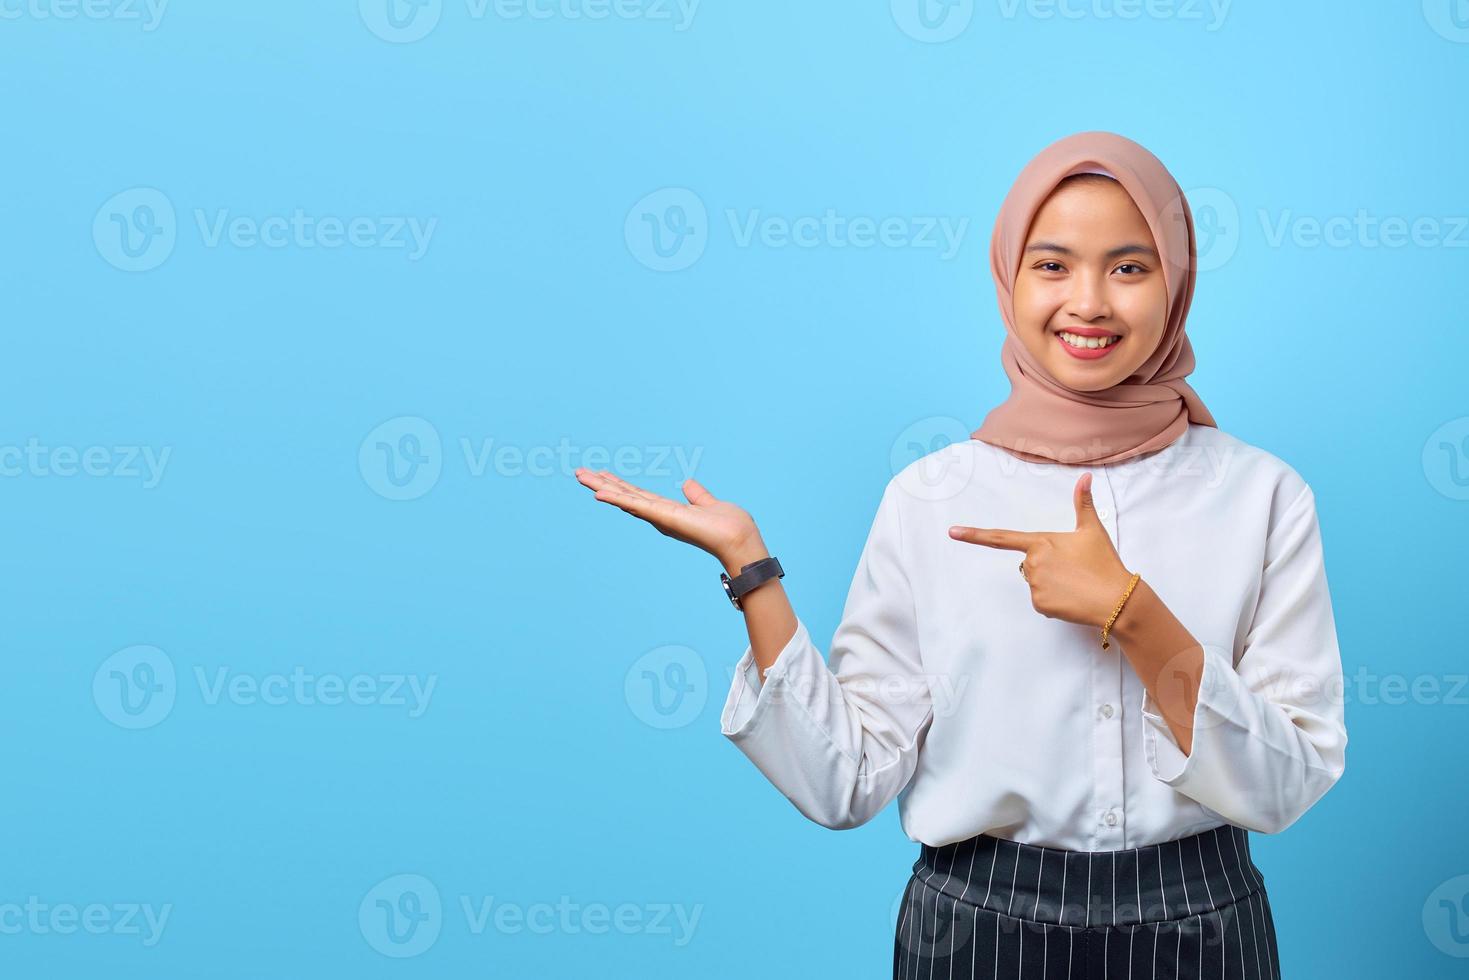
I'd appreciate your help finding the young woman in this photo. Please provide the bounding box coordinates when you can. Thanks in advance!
[575,131,1347,979]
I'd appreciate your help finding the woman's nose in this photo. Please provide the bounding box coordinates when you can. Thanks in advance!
[1065,271,1111,320]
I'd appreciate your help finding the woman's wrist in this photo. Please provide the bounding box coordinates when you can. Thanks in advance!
[1104,573,1152,644]
[719,536,770,578]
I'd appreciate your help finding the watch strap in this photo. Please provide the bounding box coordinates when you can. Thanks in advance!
[721,556,784,608]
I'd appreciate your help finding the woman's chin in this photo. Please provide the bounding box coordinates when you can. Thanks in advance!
[1048,359,1125,392]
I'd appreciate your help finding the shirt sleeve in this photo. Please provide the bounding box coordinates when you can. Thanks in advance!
[718,480,934,830]
[1138,481,1348,834]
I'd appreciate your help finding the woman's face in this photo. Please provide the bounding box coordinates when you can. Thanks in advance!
[1012,177,1169,391]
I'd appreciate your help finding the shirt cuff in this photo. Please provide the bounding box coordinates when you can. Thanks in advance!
[1139,644,1233,785]
[720,618,812,738]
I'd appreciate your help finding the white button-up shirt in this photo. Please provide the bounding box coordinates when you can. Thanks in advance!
[719,424,1348,850]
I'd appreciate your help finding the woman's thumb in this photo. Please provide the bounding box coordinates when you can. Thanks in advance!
[682,477,717,506]
[1073,472,1102,529]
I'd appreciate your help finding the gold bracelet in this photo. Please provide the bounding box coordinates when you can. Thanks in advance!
[1100,572,1141,650]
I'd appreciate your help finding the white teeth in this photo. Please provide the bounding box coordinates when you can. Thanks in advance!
[1060,331,1120,349]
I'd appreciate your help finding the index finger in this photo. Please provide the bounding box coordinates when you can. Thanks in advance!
[947,526,1039,551]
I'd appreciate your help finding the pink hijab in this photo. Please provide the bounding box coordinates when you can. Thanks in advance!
[970,131,1217,465]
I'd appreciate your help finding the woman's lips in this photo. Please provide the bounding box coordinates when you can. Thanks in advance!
[1056,331,1123,360]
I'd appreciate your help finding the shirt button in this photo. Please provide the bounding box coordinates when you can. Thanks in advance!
[1104,809,1118,827]
[1098,507,1110,519]
[1098,703,1114,720]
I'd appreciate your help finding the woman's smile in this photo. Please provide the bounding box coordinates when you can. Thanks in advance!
[1055,326,1124,360]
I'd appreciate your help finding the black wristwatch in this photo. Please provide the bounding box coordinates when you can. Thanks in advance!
[720,556,784,610]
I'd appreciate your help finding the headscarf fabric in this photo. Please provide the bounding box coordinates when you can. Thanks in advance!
[970,131,1217,465]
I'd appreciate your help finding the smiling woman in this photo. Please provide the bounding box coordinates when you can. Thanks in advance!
[973,135,1217,466]
[575,131,1345,980]
[1014,172,1168,381]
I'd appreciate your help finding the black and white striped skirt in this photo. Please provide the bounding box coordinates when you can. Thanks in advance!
[894,823,1280,979]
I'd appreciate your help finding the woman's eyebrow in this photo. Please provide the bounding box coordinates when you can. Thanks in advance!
[1025,241,1160,259]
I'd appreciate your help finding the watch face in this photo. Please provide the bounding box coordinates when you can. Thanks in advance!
[721,574,739,606]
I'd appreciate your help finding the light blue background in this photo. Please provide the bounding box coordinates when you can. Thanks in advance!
[2,1,1466,976]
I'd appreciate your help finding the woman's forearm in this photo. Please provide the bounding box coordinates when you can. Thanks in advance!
[1108,577,1204,757]
[721,537,799,683]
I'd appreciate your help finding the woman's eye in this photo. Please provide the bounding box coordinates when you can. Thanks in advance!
[1115,262,1146,275]
[1037,261,1065,273]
